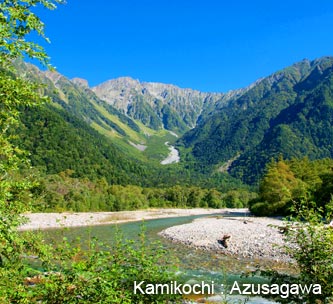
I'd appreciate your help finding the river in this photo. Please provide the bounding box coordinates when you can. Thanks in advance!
[43,215,279,303]
[160,142,180,164]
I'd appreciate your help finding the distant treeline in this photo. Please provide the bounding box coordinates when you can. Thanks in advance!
[32,169,256,212]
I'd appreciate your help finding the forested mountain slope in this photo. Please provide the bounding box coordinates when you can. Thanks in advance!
[178,57,333,184]
[16,62,246,164]
[17,62,143,140]
[15,62,179,164]
[16,104,150,185]
[11,63,239,187]
[14,57,333,186]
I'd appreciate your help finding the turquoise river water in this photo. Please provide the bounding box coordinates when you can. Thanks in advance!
[43,214,287,303]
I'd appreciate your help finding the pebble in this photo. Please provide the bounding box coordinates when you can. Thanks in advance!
[159,217,292,263]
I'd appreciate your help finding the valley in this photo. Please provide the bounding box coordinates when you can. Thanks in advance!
[4,56,333,304]
[1,1,333,303]
[15,56,333,188]
[10,56,333,214]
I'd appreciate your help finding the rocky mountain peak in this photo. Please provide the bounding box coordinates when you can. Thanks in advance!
[91,76,229,132]
[44,70,64,85]
[96,77,141,91]
[71,77,89,88]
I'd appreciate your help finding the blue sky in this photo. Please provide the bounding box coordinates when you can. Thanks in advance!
[35,0,333,92]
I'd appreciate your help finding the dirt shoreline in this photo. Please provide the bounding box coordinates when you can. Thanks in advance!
[19,208,248,231]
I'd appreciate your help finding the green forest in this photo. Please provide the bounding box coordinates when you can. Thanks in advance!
[179,57,333,184]
[249,157,333,217]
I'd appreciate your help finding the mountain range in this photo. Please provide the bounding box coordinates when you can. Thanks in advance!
[179,56,333,183]
[14,56,333,185]
[91,77,246,133]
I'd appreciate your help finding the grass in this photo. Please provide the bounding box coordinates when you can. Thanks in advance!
[89,100,182,163]
[90,100,145,142]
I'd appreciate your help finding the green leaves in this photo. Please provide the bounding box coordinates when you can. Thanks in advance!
[0,0,64,300]
[0,0,63,66]
[255,200,333,303]
[250,157,333,216]
[283,202,333,303]
[14,227,182,304]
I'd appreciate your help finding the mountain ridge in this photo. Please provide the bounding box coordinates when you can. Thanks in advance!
[92,76,247,133]
[14,56,333,186]
[178,56,333,183]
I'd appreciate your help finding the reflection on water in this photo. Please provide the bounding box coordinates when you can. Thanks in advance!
[43,214,288,303]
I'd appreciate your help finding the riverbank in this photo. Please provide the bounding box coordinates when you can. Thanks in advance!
[159,216,291,263]
[19,209,291,263]
[19,208,247,231]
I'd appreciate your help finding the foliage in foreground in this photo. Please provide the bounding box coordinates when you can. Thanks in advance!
[0,227,182,304]
[1,0,63,298]
[256,201,333,303]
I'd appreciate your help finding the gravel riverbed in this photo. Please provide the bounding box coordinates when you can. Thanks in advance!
[160,216,292,263]
[19,208,243,231]
[19,209,292,263]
